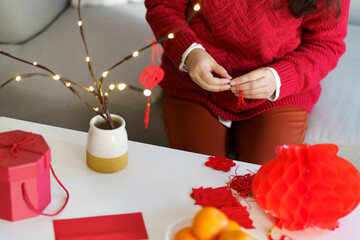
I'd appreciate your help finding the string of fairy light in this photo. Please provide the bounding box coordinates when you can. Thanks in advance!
[0,1,202,129]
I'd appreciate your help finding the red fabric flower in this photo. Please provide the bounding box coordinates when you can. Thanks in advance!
[205,156,236,172]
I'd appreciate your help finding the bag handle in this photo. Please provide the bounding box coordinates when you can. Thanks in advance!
[22,164,69,216]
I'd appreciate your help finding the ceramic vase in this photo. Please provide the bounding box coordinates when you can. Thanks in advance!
[86,114,128,173]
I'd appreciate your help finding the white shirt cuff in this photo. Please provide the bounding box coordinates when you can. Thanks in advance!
[179,43,205,72]
[266,67,281,101]
[218,116,232,128]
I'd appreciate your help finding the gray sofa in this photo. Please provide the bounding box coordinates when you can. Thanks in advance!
[0,0,167,147]
[1,0,359,169]
[304,0,360,170]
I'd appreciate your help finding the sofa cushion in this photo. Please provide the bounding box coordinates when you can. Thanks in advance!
[0,0,68,44]
[71,0,127,7]
[349,0,360,25]
[304,24,360,170]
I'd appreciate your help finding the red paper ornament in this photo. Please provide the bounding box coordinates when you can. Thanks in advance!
[252,144,360,231]
[139,38,165,129]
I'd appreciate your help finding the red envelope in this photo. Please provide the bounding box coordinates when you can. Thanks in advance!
[53,212,148,240]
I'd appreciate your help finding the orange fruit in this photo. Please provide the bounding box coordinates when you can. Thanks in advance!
[192,207,229,240]
[218,230,254,240]
[174,227,199,240]
[228,220,241,230]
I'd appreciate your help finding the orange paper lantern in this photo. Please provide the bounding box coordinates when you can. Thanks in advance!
[252,144,360,231]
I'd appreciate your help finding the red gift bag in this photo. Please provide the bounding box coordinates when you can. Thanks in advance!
[0,130,68,221]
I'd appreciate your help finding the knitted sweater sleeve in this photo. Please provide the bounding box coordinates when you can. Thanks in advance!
[267,0,350,99]
[144,0,202,70]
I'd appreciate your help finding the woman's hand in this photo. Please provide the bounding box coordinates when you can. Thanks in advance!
[185,48,232,92]
[230,67,276,99]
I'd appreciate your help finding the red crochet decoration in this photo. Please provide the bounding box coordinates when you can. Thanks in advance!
[228,170,255,198]
[205,156,236,172]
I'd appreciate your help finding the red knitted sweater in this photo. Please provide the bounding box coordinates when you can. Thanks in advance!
[145,0,350,121]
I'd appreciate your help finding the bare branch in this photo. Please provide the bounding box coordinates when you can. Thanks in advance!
[0,50,55,75]
[0,72,104,118]
[97,0,201,91]
[0,0,202,129]
[77,0,98,89]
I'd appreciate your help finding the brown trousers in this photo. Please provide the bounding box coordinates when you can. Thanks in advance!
[162,94,309,165]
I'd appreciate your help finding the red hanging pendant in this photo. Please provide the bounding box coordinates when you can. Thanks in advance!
[139,65,164,90]
[139,38,165,129]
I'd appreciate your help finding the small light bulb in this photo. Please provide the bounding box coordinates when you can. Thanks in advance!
[104,92,109,96]
[77,20,83,27]
[33,62,38,66]
[53,75,60,80]
[118,83,126,91]
[143,89,152,97]
[89,86,94,92]
[132,51,139,57]
[85,56,90,62]
[15,76,22,81]
[94,107,99,112]
[168,33,175,39]
[109,84,115,90]
[102,71,109,78]
[65,82,71,87]
[194,3,201,11]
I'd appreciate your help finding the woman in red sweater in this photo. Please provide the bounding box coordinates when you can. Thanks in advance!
[145,0,350,164]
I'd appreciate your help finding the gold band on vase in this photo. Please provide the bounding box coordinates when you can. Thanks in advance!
[86,151,128,173]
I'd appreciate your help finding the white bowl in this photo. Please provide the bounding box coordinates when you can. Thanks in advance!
[165,217,192,240]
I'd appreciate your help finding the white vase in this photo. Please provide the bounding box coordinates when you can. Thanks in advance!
[86,114,128,173]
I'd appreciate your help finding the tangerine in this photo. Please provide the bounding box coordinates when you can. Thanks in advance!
[218,230,254,240]
[173,227,199,240]
[192,207,229,240]
[228,220,241,230]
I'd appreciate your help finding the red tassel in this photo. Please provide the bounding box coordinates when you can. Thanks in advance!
[144,97,150,129]
[191,187,208,206]
[190,186,255,229]
[237,90,246,107]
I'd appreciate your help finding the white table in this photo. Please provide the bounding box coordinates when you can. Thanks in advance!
[0,116,359,240]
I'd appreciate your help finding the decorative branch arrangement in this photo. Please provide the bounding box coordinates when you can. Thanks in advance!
[0,0,202,129]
